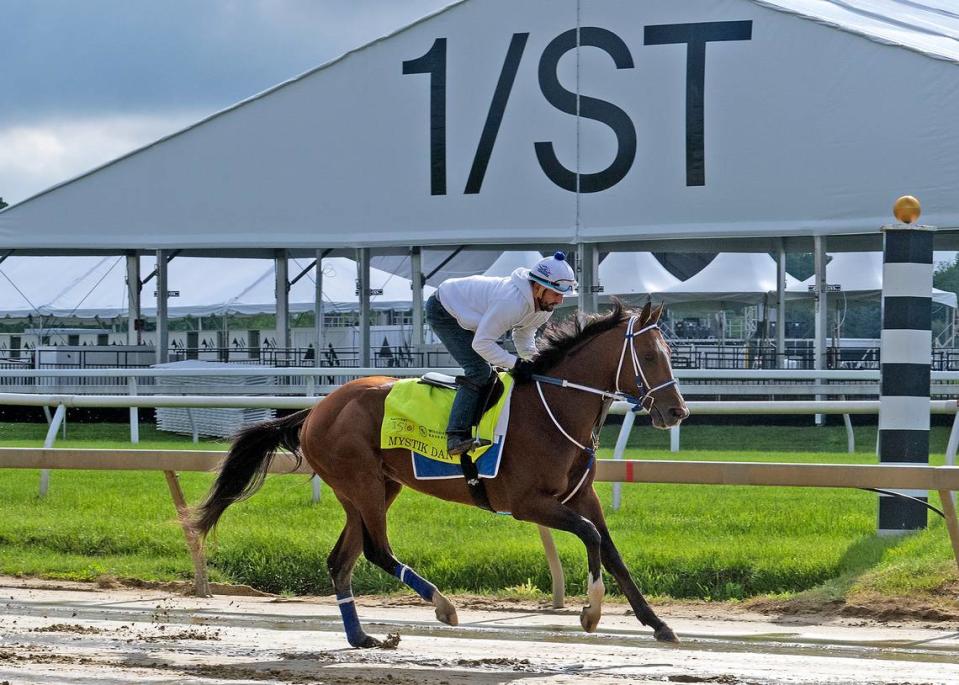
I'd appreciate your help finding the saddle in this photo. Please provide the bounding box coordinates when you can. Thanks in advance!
[418,372,505,414]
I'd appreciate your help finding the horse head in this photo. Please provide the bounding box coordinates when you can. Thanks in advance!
[619,302,689,429]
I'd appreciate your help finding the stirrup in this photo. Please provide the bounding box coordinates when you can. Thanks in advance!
[447,434,492,456]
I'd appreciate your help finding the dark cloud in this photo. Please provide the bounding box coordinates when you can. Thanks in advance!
[0,0,452,122]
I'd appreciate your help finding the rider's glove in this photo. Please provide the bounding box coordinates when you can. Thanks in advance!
[511,358,535,383]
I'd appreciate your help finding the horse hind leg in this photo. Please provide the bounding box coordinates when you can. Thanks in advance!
[357,481,458,627]
[328,500,380,648]
[511,497,605,633]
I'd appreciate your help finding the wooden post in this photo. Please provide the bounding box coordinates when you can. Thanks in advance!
[163,470,211,597]
[537,525,565,609]
[938,490,959,573]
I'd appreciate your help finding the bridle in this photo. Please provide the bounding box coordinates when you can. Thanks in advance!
[529,313,680,503]
[615,315,679,412]
[532,314,679,422]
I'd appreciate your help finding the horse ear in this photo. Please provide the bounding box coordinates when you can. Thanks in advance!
[652,303,666,323]
[576,309,589,329]
[640,301,653,325]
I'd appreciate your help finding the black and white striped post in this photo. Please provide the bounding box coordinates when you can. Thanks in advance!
[878,195,934,534]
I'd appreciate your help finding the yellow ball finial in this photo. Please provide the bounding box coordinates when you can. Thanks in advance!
[893,195,921,224]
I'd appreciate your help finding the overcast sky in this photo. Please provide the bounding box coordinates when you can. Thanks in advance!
[0,0,451,205]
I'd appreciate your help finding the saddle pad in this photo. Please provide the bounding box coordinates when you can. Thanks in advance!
[411,438,504,480]
[381,372,514,464]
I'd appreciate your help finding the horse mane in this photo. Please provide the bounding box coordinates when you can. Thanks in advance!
[531,299,631,373]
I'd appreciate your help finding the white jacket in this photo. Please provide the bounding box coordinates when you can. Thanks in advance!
[436,268,553,368]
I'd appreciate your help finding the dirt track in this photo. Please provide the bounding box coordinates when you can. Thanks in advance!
[2,578,958,684]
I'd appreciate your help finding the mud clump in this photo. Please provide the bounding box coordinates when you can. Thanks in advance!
[30,623,102,635]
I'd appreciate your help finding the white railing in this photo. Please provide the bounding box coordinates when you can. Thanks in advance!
[3,367,959,398]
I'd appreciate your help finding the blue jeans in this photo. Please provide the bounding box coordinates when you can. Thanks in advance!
[426,294,494,435]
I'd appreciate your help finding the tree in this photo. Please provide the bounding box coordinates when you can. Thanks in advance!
[934,254,959,297]
[0,197,7,210]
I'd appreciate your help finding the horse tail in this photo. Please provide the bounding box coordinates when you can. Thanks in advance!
[188,408,310,539]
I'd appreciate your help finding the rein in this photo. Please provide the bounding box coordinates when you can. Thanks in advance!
[530,315,679,503]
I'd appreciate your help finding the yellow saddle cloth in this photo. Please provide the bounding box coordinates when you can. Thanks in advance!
[380,372,514,464]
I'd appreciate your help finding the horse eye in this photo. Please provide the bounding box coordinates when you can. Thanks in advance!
[644,353,657,363]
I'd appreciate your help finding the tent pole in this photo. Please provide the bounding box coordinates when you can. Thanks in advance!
[577,243,598,314]
[155,250,169,364]
[275,250,290,360]
[777,241,786,368]
[126,253,141,346]
[411,247,425,353]
[357,247,371,367]
[126,253,141,443]
[314,249,324,368]
[814,237,827,425]
[591,245,600,313]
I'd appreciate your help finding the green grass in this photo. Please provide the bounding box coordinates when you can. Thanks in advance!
[0,420,230,450]
[1,421,956,606]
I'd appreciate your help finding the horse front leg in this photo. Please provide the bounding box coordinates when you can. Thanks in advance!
[568,486,679,643]
[512,497,605,632]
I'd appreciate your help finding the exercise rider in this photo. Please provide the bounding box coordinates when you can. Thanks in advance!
[425,252,577,456]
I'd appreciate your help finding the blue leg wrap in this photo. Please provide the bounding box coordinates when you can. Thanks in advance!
[393,563,435,601]
[336,592,367,646]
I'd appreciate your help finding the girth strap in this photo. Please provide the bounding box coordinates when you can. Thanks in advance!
[459,452,494,512]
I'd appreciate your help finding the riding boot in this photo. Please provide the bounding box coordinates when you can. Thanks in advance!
[447,374,496,456]
[447,382,483,456]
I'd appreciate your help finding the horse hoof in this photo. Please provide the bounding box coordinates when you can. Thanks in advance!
[579,606,601,633]
[351,634,381,649]
[433,593,459,626]
[654,625,680,643]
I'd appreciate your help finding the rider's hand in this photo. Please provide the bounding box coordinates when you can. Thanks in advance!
[511,358,535,383]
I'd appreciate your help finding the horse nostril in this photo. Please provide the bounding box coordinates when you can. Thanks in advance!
[671,406,689,420]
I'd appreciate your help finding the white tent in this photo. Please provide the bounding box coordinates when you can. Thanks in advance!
[3,0,959,251]
[599,252,680,296]
[788,252,957,308]
[372,250,509,287]
[0,256,127,318]
[482,251,543,277]
[656,253,801,304]
[0,257,432,319]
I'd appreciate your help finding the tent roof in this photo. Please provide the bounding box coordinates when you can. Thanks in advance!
[0,257,432,320]
[656,253,801,304]
[3,0,959,253]
[599,252,681,295]
[788,251,958,308]
[757,1,959,64]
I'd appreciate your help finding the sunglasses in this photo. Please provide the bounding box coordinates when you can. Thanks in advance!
[550,279,577,294]
[531,274,577,293]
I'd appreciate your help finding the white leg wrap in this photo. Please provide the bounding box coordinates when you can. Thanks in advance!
[587,574,605,607]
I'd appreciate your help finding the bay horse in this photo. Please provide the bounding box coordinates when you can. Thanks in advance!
[187,300,688,646]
